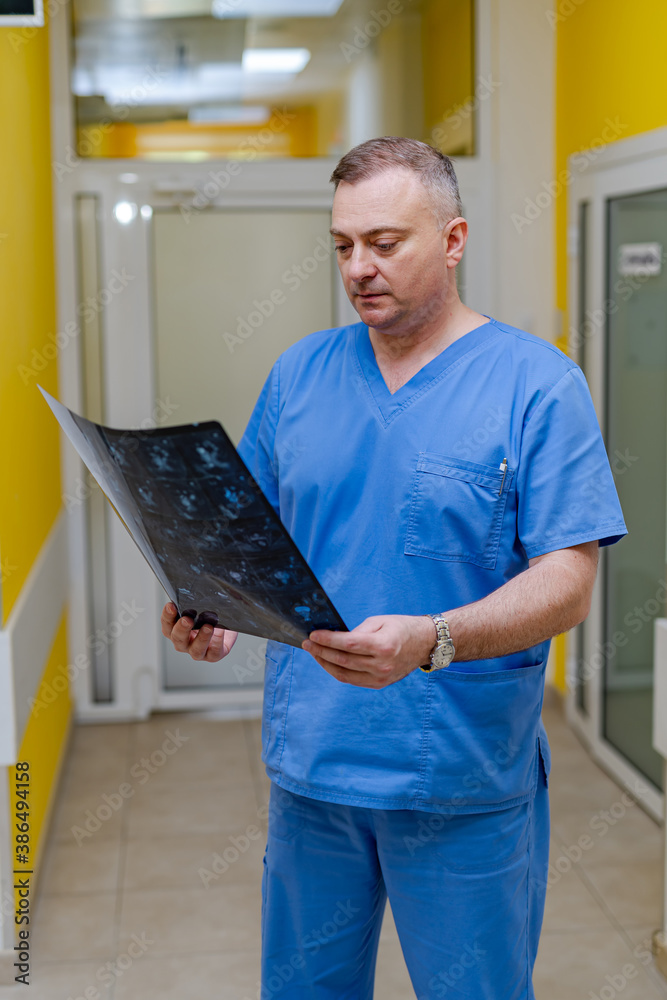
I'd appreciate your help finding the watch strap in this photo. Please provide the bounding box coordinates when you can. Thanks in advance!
[420,613,453,672]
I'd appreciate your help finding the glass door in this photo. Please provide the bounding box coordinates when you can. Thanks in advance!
[151,206,336,692]
[603,187,667,789]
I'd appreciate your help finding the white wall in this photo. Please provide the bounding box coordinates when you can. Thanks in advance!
[489,0,556,686]
[491,0,556,343]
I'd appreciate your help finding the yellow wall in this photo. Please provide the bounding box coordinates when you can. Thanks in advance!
[421,0,474,154]
[555,0,667,315]
[78,105,318,160]
[554,0,667,689]
[0,19,63,623]
[0,17,72,923]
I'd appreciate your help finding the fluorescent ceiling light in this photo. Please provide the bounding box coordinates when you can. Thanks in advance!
[188,104,270,124]
[242,48,310,74]
[212,0,343,17]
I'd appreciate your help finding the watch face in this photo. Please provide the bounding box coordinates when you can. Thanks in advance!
[431,640,455,669]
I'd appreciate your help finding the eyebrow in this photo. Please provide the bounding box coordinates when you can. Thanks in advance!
[329,225,411,239]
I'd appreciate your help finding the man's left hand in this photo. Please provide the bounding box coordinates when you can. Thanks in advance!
[302,615,436,688]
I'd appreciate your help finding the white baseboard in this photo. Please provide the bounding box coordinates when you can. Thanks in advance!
[0,513,67,765]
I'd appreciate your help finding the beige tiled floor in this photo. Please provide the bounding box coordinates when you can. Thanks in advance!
[2,694,667,999]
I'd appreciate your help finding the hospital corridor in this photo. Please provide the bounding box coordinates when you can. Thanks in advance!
[0,695,662,999]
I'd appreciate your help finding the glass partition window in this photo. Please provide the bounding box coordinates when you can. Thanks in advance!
[603,187,667,789]
[70,0,476,160]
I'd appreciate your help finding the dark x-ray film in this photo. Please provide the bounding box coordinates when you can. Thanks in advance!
[39,387,347,648]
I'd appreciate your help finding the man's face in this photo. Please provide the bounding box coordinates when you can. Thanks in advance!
[330,167,458,335]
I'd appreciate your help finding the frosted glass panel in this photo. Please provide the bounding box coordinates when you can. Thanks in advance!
[71,0,475,159]
[151,207,335,688]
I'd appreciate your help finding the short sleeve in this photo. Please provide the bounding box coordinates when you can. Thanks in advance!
[237,361,280,516]
[516,366,627,559]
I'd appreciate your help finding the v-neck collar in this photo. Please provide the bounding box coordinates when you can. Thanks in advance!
[353,317,500,426]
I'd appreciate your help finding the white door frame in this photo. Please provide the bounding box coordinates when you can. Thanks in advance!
[49,0,496,722]
[566,125,667,822]
[53,156,356,722]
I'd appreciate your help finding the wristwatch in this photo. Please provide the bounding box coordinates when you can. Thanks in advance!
[420,614,455,672]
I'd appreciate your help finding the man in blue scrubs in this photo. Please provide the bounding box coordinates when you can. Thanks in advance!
[162,137,626,999]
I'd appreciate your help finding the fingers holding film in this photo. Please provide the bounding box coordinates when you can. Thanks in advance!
[160,602,179,638]
[302,639,371,671]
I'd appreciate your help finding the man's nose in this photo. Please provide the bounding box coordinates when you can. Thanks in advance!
[346,245,378,283]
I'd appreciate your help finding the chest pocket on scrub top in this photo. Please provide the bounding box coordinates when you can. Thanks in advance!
[404,454,513,570]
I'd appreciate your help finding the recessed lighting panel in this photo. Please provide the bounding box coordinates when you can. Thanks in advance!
[188,104,270,124]
[242,48,311,74]
[212,0,343,18]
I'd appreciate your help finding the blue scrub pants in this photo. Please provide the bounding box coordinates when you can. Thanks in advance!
[260,763,549,1000]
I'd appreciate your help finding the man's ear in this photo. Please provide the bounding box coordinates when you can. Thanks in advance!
[443,217,468,268]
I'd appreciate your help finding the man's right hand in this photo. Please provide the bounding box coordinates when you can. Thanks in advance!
[160,603,238,662]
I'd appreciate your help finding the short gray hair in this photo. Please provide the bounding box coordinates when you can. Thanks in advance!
[330,136,464,229]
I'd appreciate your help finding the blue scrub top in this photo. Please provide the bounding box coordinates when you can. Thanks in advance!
[238,318,627,813]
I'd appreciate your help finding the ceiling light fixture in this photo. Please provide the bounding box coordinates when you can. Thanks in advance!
[212,0,343,18]
[188,104,270,124]
[113,201,137,225]
[242,48,310,74]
